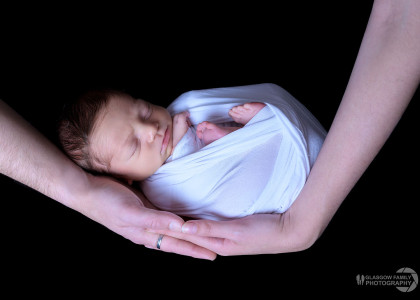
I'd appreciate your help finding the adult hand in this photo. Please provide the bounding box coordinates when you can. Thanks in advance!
[79,174,216,260]
[179,207,314,256]
[149,196,317,256]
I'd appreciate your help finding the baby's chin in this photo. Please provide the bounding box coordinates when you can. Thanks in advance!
[131,164,164,181]
[162,143,173,162]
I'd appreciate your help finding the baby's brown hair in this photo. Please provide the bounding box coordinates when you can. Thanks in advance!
[58,89,127,173]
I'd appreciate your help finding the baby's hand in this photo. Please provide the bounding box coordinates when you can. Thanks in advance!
[172,111,191,148]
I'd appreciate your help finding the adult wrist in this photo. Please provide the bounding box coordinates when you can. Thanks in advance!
[54,163,92,213]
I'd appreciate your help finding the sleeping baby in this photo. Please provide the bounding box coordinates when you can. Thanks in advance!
[58,84,326,220]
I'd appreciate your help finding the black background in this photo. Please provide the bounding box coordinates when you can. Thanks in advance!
[0,1,418,297]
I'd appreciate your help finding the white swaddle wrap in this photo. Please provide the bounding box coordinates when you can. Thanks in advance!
[141,83,326,220]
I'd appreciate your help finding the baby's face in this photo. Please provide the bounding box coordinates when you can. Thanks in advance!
[91,94,173,181]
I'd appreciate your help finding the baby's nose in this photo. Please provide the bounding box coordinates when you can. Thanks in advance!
[145,122,159,143]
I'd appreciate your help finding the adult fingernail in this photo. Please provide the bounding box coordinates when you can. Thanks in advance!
[169,221,182,232]
[181,222,197,234]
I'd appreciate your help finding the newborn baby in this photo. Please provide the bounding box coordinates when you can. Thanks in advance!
[59,84,326,220]
[58,89,264,184]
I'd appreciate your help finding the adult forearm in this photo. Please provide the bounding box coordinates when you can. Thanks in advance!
[291,0,420,243]
[0,100,89,209]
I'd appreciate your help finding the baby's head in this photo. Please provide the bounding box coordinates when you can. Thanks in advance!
[58,90,174,183]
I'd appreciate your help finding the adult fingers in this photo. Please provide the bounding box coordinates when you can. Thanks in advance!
[148,226,228,254]
[143,231,217,260]
[120,208,217,259]
[123,206,185,232]
[180,218,241,239]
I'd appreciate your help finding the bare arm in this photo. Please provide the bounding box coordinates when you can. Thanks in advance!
[0,100,82,206]
[293,0,420,246]
[176,0,420,255]
[0,100,215,259]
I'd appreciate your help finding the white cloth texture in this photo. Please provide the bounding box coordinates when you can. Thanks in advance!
[140,83,327,220]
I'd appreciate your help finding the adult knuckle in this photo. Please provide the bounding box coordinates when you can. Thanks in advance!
[200,221,214,235]
[145,217,162,230]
